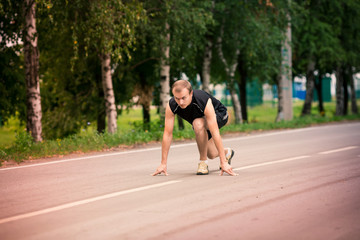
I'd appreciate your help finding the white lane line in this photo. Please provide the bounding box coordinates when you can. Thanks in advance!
[318,146,358,155]
[0,142,199,171]
[232,155,311,171]
[222,127,314,143]
[0,180,181,225]
[0,147,161,171]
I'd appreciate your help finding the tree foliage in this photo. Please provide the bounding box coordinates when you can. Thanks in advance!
[0,1,26,124]
[1,0,359,140]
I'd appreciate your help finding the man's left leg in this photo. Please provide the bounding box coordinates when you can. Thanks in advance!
[207,138,234,164]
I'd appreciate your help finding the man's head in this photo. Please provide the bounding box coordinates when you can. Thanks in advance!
[172,80,193,109]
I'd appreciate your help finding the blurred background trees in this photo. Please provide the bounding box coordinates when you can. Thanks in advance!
[0,0,359,141]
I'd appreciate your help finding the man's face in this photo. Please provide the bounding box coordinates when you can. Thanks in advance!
[173,88,193,109]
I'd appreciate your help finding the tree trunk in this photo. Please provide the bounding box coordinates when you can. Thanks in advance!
[335,65,344,116]
[237,54,248,123]
[349,71,358,114]
[229,83,242,124]
[132,81,154,131]
[275,73,284,122]
[24,0,42,142]
[217,26,242,124]
[343,66,349,115]
[159,22,171,122]
[177,115,184,130]
[278,10,293,120]
[315,72,325,116]
[301,60,315,116]
[97,109,106,133]
[97,81,106,133]
[238,78,247,123]
[201,36,212,94]
[100,53,117,133]
[142,104,150,130]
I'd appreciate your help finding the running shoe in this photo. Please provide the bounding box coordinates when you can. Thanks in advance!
[220,148,235,170]
[197,161,209,175]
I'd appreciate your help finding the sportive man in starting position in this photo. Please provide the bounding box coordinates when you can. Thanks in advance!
[152,80,237,176]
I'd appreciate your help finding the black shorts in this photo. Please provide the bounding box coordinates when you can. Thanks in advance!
[207,110,229,140]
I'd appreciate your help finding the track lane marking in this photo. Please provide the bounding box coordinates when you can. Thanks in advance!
[0,147,162,171]
[232,156,311,171]
[318,146,358,155]
[0,180,181,225]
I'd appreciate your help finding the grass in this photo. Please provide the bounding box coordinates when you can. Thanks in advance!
[0,100,359,164]
[0,115,22,147]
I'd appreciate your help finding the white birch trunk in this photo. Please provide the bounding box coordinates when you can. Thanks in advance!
[24,0,42,142]
[217,28,242,124]
[202,38,212,94]
[101,53,117,134]
[350,72,358,114]
[228,60,242,124]
[159,22,171,121]
[202,0,215,94]
[277,10,293,121]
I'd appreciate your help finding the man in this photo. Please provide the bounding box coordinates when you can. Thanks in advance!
[152,80,237,176]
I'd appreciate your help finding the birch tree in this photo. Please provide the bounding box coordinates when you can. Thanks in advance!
[134,0,212,123]
[349,71,358,114]
[159,22,170,121]
[212,0,250,124]
[201,36,212,94]
[74,0,145,133]
[201,1,215,94]
[217,24,242,124]
[23,0,42,141]
[276,3,293,121]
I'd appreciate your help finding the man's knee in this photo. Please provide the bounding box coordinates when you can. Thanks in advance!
[207,152,218,159]
[192,118,206,133]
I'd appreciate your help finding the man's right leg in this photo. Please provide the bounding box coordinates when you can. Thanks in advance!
[192,118,208,160]
[192,118,209,175]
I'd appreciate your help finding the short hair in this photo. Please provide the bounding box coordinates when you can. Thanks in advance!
[172,80,193,94]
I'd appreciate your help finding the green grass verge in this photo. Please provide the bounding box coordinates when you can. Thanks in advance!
[0,115,22,147]
[0,101,359,164]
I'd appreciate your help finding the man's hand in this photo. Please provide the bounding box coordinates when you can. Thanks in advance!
[220,162,238,176]
[152,164,169,176]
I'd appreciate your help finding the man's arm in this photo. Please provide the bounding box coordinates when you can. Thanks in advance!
[152,103,175,176]
[204,99,237,176]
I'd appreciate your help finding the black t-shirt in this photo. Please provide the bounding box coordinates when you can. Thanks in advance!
[169,89,227,124]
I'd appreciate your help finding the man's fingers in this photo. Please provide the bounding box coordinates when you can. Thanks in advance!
[219,168,238,176]
[228,169,239,176]
[151,169,169,176]
[151,171,159,176]
[151,169,162,176]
